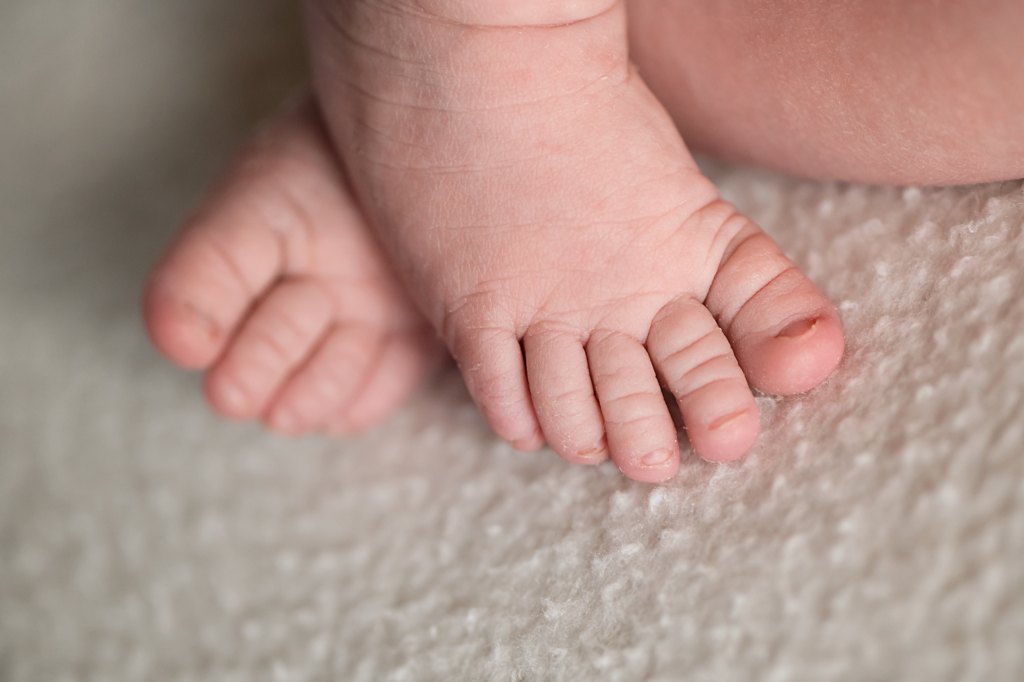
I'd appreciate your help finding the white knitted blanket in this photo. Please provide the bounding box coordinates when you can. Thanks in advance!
[2,1,1022,680]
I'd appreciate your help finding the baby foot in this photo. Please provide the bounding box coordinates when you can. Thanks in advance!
[143,99,444,436]
[306,0,844,481]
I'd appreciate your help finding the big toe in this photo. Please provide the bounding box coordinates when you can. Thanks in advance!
[705,217,844,396]
[142,106,321,370]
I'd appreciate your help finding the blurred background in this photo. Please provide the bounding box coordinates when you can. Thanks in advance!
[2,1,1023,680]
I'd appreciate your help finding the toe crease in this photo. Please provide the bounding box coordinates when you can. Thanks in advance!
[717,264,801,335]
[675,376,747,401]
[655,327,719,366]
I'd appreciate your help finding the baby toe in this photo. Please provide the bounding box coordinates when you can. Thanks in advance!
[204,278,334,420]
[586,330,679,483]
[523,328,607,465]
[143,99,339,369]
[263,322,381,435]
[648,298,760,463]
[142,216,278,370]
[325,331,447,436]
[449,325,543,451]
[706,220,844,396]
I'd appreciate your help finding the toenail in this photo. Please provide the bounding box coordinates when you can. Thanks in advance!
[181,301,220,342]
[640,449,673,467]
[326,420,352,438]
[777,317,819,340]
[510,430,544,451]
[575,440,608,463]
[269,409,299,434]
[219,382,249,413]
[709,410,751,431]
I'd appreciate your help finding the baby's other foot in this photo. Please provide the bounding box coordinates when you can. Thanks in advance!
[143,99,444,436]
[307,0,843,481]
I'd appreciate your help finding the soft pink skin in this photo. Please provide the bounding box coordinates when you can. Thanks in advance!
[627,0,1024,186]
[143,103,445,437]
[145,0,1024,481]
[297,0,842,481]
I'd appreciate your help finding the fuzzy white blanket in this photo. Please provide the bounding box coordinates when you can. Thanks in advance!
[2,1,1023,680]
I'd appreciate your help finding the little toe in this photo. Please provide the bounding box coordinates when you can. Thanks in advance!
[449,325,543,451]
[706,216,845,396]
[263,322,381,435]
[586,330,679,483]
[523,328,607,465]
[203,278,334,420]
[648,298,760,463]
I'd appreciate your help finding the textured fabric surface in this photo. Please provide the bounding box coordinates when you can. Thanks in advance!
[2,1,1023,680]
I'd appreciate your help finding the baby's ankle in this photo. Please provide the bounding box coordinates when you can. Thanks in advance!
[413,0,617,27]
[316,0,629,112]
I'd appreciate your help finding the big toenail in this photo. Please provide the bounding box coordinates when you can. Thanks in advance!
[182,301,220,341]
[641,449,673,467]
[709,410,750,431]
[777,317,818,339]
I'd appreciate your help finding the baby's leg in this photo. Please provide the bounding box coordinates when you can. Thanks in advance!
[144,100,444,435]
[628,0,1024,186]
[304,0,844,481]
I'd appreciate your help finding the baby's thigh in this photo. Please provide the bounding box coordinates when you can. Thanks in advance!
[627,0,1024,185]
